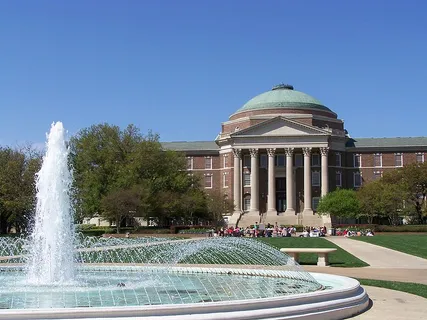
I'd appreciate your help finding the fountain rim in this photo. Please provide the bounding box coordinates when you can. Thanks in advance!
[0,272,369,320]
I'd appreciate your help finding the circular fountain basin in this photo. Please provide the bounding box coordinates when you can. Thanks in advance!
[0,265,369,320]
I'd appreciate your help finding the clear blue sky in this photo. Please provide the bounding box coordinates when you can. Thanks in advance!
[0,0,426,147]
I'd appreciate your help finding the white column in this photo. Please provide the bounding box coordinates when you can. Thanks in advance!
[320,147,329,197]
[303,147,313,214]
[249,148,259,214]
[266,148,276,215]
[232,148,242,214]
[285,148,295,214]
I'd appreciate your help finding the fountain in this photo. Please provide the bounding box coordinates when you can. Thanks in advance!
[0,122,369,319]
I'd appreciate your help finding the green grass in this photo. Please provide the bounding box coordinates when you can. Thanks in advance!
[258,237,369,268]
[351,234,427,259]
[358,278,427,299]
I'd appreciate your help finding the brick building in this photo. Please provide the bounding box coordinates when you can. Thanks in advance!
[162,84,427,228]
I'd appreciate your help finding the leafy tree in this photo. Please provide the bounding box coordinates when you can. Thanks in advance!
[382,163,427,224]
[357,180,383,224]
[205,190,234,227]
[0,146,41,233]
[100,185,148,233]
[317,189,360,219]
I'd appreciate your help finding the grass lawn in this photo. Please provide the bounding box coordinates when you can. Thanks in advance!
[258,237,369,268]
[357,278,427,299]
[351,234,427,259]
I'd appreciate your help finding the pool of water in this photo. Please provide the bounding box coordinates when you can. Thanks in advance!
[0,266,323,309]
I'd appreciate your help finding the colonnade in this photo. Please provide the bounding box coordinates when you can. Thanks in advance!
[232,147,329,216]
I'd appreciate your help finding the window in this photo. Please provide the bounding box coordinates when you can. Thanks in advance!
[354,154,361,168]
[295,154,303,167]
[260,154,268,168]
[312,171,320,186]
[416,153,424,164]
[243,155,251,167]
[312,154,320,166]
[374,153,382,167]
[223,172,228,188]
[335,153,341,167]
[373,171,382,180]
[354,172,362,187]
[204,175,212,188]
[395,153,403,167]
[244,172,251,186]
[186,157,193,170]
[244,197,251,211]
[205,157,212,169]
[335,171,342,187]
[275,154,285,167]
[312,197,320,211]
[223,155,228,168]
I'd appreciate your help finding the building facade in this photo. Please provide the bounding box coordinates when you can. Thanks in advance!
[162,84,427,228]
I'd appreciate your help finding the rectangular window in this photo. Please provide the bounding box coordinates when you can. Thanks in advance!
[244,198,250,211]
[335,153,341,167]
[312,197,320,211]
[243,155,251,167]
[223,172,228,188]
[260,154,268,168]
[244,172,251,186]
[223,155,228,168]
[312,154,320,166]
[374,153,382,167]
[395,153,402,167]
[275,154,285,167]
[354,172,362,187]
[204,175,212,188]
[354,154,361,168]
[373,171,382,180]
[186,157,193,170]
[312,171,320,186]
[205,157,212,169]
[295,154,303,167]
[416,153,424,163]
[335,171,342,187]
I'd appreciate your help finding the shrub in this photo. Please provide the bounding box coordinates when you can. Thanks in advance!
[375,225,427,232]
[178,228,212,234]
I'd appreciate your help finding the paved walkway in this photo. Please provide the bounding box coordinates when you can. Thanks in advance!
[325,236,427,269]
[349,286,427,319]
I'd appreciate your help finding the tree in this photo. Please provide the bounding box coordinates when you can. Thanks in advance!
[358,179,408,226]
[0,146,41,233]
[206,191,235,227]
[70,123,205,227]
[382,163,427,224]
[317,189,360,219]
[100,185,148,233]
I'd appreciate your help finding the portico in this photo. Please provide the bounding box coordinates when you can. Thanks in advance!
[219,116,337,228]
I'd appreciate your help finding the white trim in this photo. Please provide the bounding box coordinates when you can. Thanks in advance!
[312,171,320,187]
[335,152,341,167]
[186,156,193,170]
[353,172,362,188]
[222,172,229,188]
[204,174,213,189]
[416,152,425,163]
[335,171,342,187]
[204,156,212,169]
[353,154,362,168]
[223,154,229,168]
[373,153,382,168]
[394,153,403,167]
[243,172,251,187]
[373,170,383,180]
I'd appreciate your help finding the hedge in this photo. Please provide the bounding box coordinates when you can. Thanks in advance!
[333,224,427,232]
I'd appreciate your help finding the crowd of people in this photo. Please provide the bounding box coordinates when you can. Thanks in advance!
[216,222,297,238]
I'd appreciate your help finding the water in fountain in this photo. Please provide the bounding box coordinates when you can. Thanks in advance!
[26,122,75,285]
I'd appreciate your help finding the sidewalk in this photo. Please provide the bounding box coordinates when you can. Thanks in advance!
[325,236,427,269]
[349,286,427,319]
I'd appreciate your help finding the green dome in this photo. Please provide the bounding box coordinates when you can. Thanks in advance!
[232,84,335,116]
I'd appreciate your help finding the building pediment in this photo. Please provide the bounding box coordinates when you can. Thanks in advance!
[230,117,330,137]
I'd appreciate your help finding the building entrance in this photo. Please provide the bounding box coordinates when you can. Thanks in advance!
[276,177,286,212]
